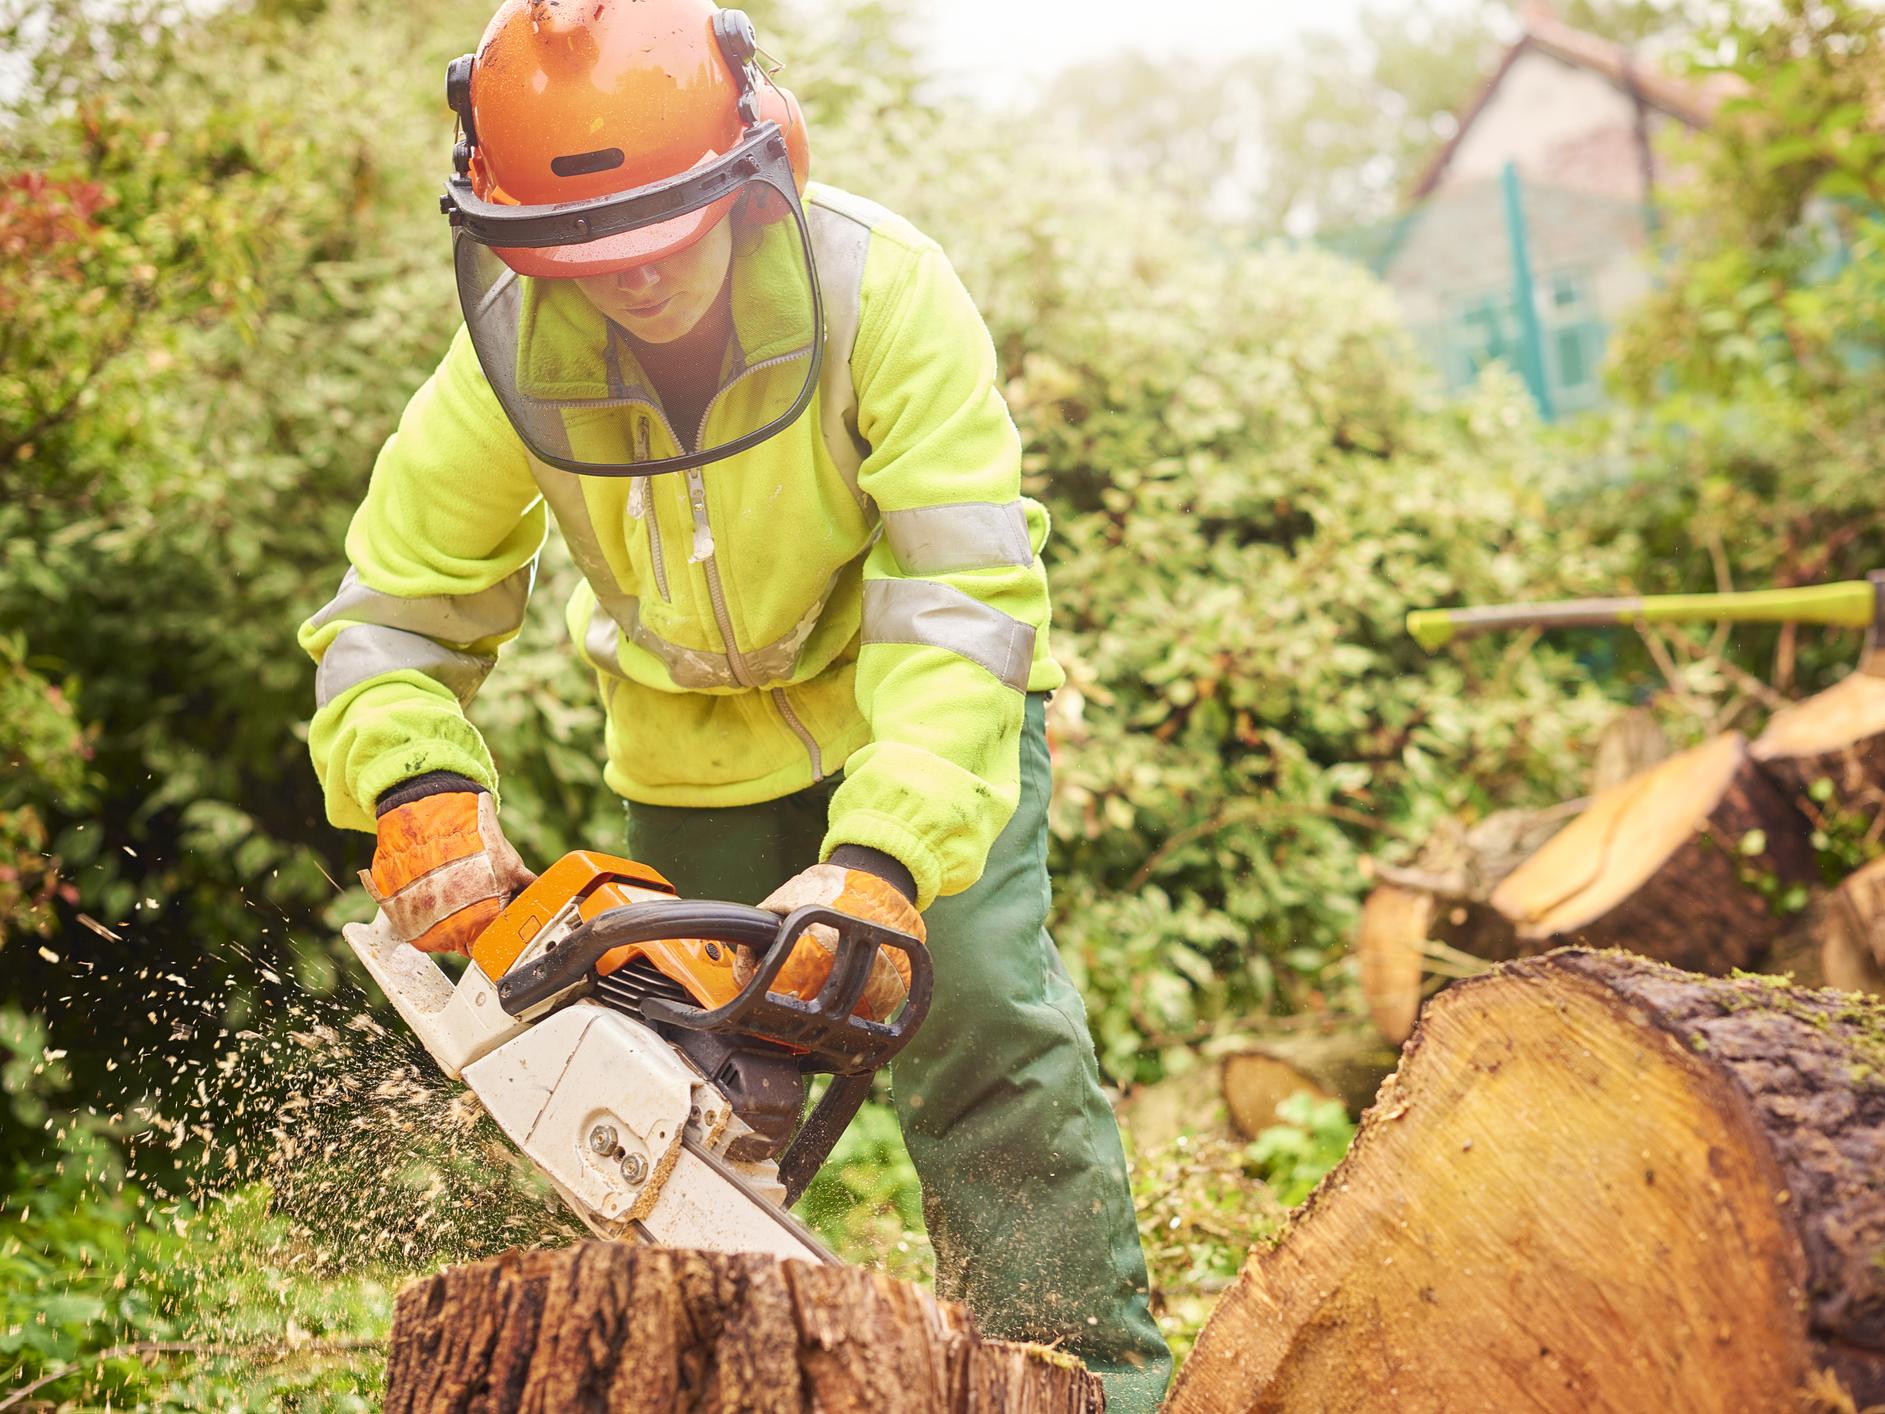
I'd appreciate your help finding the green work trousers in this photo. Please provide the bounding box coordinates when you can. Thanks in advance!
[623,693,1172,1412]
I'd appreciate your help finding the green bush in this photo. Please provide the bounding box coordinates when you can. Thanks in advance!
[1,0,1634,1145]
[0,1148,391,1410]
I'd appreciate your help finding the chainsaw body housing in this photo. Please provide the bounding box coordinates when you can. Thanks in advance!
[344,850,931,1262]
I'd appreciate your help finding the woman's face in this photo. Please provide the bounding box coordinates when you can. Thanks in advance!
[573,219,734,344]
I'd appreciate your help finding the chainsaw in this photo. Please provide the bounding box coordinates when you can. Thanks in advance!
[343,850,931,1265]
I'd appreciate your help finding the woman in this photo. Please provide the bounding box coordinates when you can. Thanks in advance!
[299,2,1170,1404]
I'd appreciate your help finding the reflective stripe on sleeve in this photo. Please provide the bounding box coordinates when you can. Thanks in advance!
[860,579,1033,691]
[307,562,536,645]
[314,624,496,709]
[881,500,1034,575]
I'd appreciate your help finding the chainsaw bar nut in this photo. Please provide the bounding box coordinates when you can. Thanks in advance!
[621,1151,649,1184]
[588,1124,618,1156]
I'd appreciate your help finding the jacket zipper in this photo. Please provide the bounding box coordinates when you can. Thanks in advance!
[685,353,826,779]
[628,422,671,602]
[771,687,824,780]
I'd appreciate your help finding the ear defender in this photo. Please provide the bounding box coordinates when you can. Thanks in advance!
[446,52,478,176]
[712,10,762,123]
[710,9,809,191]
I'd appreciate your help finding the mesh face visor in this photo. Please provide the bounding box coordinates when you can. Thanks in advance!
[446,125,823,478]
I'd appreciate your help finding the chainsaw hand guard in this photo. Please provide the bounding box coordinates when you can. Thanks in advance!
[494,899,931,1073]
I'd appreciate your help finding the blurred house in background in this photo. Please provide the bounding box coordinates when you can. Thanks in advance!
[1339,6,1732,419]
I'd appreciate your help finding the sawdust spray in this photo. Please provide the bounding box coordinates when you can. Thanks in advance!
[12,919,588,1400]
[116,941,587,1272]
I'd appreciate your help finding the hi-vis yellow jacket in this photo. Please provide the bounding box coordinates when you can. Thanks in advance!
[298,185,1062,909]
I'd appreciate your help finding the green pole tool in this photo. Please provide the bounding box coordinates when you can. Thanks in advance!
[1407,573,1885,668]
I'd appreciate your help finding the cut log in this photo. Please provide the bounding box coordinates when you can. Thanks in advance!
[1753,668,1885,816]
[1165,950,1885,1414]
[1588,705,1672,794]
[1118,1026,1397,1152]
[1489,732,1815,971]
[382,1243,1101,1413]
[1355,804,1572,1041]
[1376,804,1582,906]
[1216,1028,1398,1138]
[1354,883,1427,1045]
[1767,856,1885,995]
[1355,881,1509,1043]
[1826,857,1885,975]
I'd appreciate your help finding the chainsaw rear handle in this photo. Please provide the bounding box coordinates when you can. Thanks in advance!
[492,899,933,1078]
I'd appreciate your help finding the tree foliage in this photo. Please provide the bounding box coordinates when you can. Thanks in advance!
[792,101,1631,1074]
[1595,0,1885,694]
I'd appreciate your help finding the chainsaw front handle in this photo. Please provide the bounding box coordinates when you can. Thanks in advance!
[492,899,933,1076]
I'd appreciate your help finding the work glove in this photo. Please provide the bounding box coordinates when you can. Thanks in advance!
[743,853,924,1023]
[361,773,535,956]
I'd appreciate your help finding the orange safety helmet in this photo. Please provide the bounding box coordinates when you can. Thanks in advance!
[439,0,826,479]
[450,0,810,278]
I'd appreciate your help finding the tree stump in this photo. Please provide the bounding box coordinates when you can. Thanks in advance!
[383,1244,1102,1413]
[1488,732,1815,971]
[1164,950,1885,1414]
[1753,668,1885,817]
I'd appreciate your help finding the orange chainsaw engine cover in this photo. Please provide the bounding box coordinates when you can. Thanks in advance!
[470,851,746,1009]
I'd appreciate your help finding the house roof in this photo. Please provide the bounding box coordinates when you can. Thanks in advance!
[1409,8,1736,200]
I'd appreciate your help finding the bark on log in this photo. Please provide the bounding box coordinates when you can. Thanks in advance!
[1489,732,1816,971]
[1164,950,1885,1414]
[382,1244,1102,1414]
[1753,668,1885,817]
[1218,1029,1398,1139]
